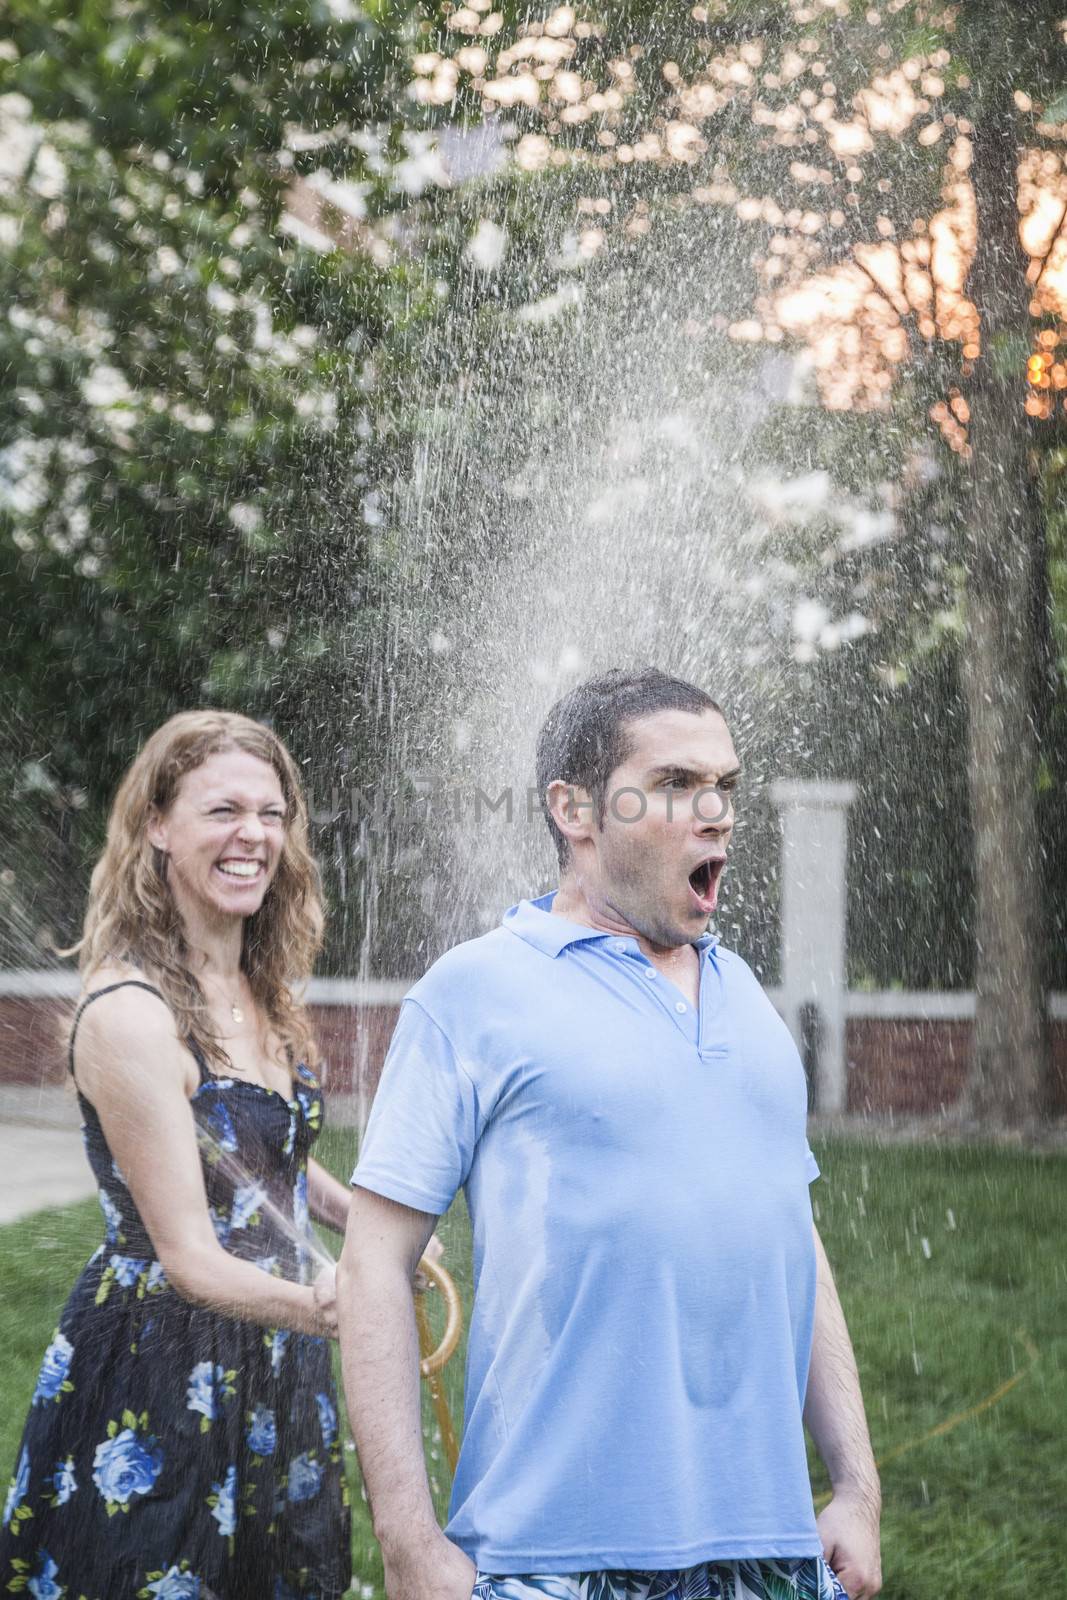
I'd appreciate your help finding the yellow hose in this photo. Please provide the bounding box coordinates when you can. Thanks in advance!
[813,1328,1039,1510]
[415,1254,463,1473]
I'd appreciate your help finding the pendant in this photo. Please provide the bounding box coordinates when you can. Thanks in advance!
[231,1004,244,1024]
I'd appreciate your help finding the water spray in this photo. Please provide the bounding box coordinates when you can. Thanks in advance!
[199,1124,464,1473]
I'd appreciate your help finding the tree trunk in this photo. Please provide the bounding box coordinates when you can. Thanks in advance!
[958,82,1050,1127]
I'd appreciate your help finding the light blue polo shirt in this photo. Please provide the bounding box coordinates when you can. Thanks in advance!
[353,894,822,1572]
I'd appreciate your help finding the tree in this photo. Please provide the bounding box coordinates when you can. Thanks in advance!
[0,0,443,964]
[957,69,1050,1122]
[407,0,1067,1123]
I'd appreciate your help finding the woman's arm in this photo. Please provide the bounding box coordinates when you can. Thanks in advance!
[74,984,334,1338]
[307,1155,353,1232]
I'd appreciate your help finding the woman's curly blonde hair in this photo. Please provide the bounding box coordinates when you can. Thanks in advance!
[74,710,324,1073]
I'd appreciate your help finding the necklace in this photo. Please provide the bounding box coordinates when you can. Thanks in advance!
[204,974,245,1026]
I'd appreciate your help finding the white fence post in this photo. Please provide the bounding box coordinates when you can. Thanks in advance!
[769,780,856,1115]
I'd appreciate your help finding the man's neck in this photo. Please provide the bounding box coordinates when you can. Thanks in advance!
[550,876,702,1003]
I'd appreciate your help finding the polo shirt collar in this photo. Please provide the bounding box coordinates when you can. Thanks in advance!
[503,892,720,959]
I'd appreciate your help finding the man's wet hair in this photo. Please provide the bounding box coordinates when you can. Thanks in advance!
[535,667,724,868]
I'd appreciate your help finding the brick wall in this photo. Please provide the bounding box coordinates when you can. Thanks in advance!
[0,994,402,1097]
[0,998,72,1087]
[2,987,1065,1116]
[306,1002,400,1097]
[846,1015,1067,1116]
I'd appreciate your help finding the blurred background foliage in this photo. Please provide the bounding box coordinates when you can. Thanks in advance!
[1,0,1065,1080]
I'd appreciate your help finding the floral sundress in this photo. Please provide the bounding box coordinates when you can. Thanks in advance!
[0,980,351,1600]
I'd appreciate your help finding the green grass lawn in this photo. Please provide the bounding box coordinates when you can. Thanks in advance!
[1,1134,1064,1599]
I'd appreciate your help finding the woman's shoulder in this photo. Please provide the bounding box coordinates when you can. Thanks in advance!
[75,965,175,1047]
[72,966,191,1097]
[82,958,153,991]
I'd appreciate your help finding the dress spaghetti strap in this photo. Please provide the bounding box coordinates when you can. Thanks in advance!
[67,972,209,1088]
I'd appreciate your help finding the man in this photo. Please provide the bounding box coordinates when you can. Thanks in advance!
[337,668,882,1600]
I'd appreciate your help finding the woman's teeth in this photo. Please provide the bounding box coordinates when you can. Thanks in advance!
[217,861,261,878]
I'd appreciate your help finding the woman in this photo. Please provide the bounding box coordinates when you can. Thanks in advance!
[0,711,354,1599]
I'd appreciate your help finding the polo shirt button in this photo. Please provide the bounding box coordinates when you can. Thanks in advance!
[611,940,627,954]
[675,1001,687,1013]
[643,968,657,979]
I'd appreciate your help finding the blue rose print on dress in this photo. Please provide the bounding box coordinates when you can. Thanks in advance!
[205,1099,238,1155]
[110,1253,149,1288]
[98,1186,122,1242]
[49,1457,76,1507]
[3,1445,30,1529]
[208,1465,237,1539]
[144,1261,168,1294]
[314,1392,337,1450]
[230,1183,265,1232]
[267,1326,289,1375]
[282,1106,297,1158]
[208,1205,231,1244]
[25,1548,63,1600]
[246,1406,276,1457]
[286,1452,323,1504]
[296,1086,321,1134]
[92,1420,163,1510]
[292,1170,309,1235]
[185,1362,236,1430]
[143,1562,202,1597]
[32,1333,73,1406]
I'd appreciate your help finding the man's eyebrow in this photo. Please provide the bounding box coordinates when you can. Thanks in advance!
[645,763,742,785]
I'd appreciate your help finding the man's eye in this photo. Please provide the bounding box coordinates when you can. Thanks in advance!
[662,777,688,790]
[210,806,234,816]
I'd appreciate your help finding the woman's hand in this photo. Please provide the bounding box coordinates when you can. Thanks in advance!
[313,1264,339,1335]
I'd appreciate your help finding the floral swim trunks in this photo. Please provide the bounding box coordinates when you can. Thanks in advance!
[472,1557,849,1600]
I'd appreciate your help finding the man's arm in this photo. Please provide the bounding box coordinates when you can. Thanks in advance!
[804,1225,883,1600]
[336,1186,476,1600]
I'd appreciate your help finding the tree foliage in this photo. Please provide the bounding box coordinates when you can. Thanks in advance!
[2,0,1065,1120]
[0,0,439,959]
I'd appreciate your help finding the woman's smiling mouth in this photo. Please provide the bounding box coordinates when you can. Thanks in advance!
[215,858,265,880]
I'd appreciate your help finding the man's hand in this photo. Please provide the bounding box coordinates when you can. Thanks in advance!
[816,1491,882,1599]
[381,1524,476,1600]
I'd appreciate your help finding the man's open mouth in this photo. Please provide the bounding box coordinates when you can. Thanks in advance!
[688,856,725,911]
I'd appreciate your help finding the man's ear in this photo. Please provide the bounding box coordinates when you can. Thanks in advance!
[545,780,596,851]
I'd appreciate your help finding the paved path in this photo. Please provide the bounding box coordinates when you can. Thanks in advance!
[0,1090,95,1226]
